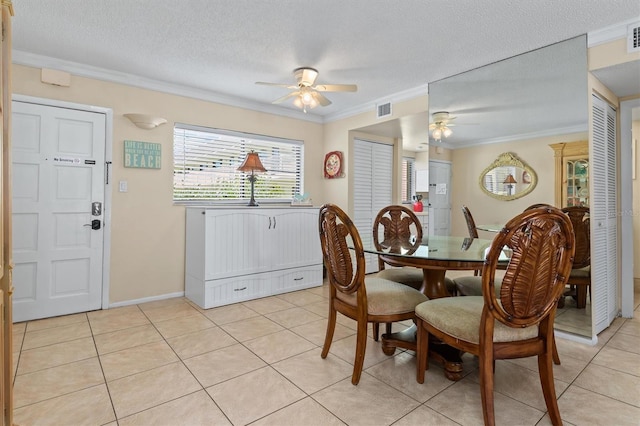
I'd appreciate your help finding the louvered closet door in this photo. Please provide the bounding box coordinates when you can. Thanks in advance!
[353,139,393,273]
[591,94,618,335]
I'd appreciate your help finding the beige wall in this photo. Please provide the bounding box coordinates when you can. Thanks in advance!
[13,64,324,304]
[449,132,588,237]
[322,96,428,212]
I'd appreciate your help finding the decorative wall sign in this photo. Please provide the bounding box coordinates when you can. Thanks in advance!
[324,151,344,179]
[124,140,161,169]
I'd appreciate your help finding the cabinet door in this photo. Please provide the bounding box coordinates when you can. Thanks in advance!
[564,157,589,207]
[269,209,321,271]
[204,210,272,280]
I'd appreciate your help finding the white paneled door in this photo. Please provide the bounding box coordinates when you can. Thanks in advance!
[428,160,451,236]
[12,101,106,322]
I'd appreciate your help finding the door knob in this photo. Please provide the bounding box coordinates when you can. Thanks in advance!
[84,219,101,230]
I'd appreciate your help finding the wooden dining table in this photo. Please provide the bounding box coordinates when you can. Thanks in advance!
[361,235,509,380]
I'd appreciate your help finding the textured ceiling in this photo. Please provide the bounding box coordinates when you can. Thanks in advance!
[10,0,640,149]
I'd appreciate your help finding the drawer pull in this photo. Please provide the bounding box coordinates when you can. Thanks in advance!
[293,277,303,281]
[234,287,247,291]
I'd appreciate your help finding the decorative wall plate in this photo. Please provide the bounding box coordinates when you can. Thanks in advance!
[324,151,344,179]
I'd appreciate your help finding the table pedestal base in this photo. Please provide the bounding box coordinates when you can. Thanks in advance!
[381,325,464,381]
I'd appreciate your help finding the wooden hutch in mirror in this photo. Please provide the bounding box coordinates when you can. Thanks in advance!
[549,141,589,207]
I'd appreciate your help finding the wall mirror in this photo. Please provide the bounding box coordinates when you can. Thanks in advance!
[479,152,537,201]
[428,35,591,338]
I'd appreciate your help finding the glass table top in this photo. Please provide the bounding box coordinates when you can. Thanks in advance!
[361,235,509,263]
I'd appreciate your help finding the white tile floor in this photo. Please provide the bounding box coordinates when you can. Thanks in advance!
[11,280,640,425]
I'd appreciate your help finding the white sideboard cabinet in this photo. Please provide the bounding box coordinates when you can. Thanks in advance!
[185,207,323,308]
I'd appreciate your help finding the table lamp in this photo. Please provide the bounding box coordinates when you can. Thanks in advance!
[237,151,267,206]
[503,174,517,196]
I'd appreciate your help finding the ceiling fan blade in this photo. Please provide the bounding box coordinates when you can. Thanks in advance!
[312,91,332,107]
[272,91,300,104]
[313,84,358,92]
[256,82,298,89]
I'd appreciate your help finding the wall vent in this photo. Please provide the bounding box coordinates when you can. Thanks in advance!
[628,22,640,53]
[377,102,392,119]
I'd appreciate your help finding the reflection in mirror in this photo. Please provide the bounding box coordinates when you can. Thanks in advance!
[428,35,590,338]
[479,152,537,201]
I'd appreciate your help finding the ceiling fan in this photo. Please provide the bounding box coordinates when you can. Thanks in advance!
[256,67,357,113]
[429,111,456,141]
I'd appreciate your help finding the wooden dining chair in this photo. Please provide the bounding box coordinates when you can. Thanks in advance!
[461,205,482,277]
[415,206,575,425]
[371,205,456,340]
[561,206,590,309]
[373,205,425,291]
[318,204,428,385]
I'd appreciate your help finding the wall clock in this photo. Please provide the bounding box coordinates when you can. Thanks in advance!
[324,151,344,179]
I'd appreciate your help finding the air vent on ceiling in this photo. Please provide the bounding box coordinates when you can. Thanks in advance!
[628,22,640,53]
[377,102,392,119]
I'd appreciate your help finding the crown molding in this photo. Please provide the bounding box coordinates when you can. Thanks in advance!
[588,17,639,47]
[323,83,429,123]
[12,50,324,124]
[438,124,587,150]
[13,50,433,127]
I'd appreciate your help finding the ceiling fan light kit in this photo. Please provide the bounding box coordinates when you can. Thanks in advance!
[429,111,455,142]
[256,67,357,113]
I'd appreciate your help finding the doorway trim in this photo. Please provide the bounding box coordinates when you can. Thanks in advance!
[620,98,639,318]
[13,94,113,311]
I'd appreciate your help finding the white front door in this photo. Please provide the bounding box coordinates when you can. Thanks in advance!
[12,101,106,322]
[428,160,451,236]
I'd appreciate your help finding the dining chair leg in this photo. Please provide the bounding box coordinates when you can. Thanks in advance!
[385,322,392,336]
[416,320,429,384]
[538,350,562,425]
[479,350,496,426]
[321,305,337,359]
[373,322,380,341]
[352,318,368,385]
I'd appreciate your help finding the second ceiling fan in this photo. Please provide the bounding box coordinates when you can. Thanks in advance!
[256,67,357,113]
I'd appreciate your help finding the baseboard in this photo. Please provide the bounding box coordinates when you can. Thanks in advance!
[554,329,597,346]
[108,291,185,308]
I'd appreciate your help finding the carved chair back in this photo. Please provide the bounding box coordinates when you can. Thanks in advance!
[373,205,423,270]
[561,206,590,269]
[481,206,575,328]
[462,205,479,238]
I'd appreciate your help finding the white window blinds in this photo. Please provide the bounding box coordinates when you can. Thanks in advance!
[173,124,303,203]
[401,157,415,202]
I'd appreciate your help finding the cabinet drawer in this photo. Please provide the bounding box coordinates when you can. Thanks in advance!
[271,265,323,295]
[202,272,273,309]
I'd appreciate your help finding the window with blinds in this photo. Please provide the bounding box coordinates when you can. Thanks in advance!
[173,124,303,203]
[401,157,415,203]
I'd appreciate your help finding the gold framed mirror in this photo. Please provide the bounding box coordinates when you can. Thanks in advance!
[479,152,537,201]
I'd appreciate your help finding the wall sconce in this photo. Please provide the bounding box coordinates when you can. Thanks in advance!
[503,174,517,195]
[237,151,267,206]
[124,113,167,130]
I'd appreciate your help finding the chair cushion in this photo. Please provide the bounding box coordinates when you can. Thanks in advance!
[415,296,538,344]
[570,266,590,278]
[374,267,423,289]
[336,276,428,316]
[374,267,458,295]
[454,276,503,297]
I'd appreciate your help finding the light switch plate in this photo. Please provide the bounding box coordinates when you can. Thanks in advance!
[119,180,128,192]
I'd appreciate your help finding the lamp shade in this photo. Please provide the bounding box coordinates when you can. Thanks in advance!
[503,174,517,184]
[237,151,267,173]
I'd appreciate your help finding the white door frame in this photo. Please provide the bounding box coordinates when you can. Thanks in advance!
[13,94,113,311]
[620,98,639,318]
